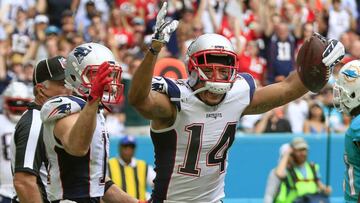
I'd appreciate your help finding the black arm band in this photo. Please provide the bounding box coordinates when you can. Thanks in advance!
[149,46,160,55]
[104,180,114,193]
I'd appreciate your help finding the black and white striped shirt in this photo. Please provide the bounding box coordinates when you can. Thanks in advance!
[11,102,49,202]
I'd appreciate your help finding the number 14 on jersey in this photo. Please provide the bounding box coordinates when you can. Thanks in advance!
[178,123,237,176]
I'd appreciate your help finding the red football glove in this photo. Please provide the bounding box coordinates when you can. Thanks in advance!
[87,62,113,104]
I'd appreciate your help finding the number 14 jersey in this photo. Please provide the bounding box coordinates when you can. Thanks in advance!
[150,74,255,203]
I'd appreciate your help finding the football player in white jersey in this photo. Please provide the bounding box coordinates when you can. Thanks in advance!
[128,3,345,203]
[40,43,138,203]
[0,81,32,202]
[12,56,72,203]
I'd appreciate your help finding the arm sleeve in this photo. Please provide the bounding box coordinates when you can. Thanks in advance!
[239,73,256,102]
[13,110,44,176]
[151,76,181,110]
[264,169,281,203]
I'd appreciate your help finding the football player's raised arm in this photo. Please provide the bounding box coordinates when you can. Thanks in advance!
[128,41,175,120]
[128,2,178,120]
[128,40,163,106]
[244,36,345,115]
[243,71,308,115]
[54,103,98,156]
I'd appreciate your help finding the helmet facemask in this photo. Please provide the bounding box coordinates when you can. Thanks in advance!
[188,49,238,94]
[333,83,348,113]
[3,97,31,123]
[80,62,124,104]
[65,43,125,105]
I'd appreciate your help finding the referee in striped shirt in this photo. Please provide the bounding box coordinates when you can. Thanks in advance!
[11,56,71,203]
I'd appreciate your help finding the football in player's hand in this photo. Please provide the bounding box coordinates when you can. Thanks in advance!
[296,33,329,93]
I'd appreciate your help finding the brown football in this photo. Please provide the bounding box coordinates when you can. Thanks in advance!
[296,33,329,93]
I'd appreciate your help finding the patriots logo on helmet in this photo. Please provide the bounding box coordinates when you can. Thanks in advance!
[48,103,71,118]
[74,46,92,64]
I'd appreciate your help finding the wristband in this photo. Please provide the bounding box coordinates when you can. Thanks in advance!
[104,179,114,193]
[149,46,160,55]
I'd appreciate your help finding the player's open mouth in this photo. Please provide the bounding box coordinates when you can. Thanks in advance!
[205,91,222,98]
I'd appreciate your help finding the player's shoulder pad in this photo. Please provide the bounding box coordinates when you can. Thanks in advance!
[41,96,86,123]
[151,76,182,110]
[238,73,256,101]
[350,115,360,132]
[151,76,181,99]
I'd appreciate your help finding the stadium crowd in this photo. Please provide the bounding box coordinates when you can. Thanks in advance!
[0,0,359,137]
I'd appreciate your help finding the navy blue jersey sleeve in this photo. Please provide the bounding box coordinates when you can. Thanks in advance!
[152,76,181,110]
[239,73,256,102]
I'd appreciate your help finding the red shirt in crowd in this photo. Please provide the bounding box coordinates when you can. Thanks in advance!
[238,52,267,84]
[108,27,134,47]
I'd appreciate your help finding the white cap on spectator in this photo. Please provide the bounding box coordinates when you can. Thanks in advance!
[291,137,309,150]
[279,143,290,157]
[35,15,49,24]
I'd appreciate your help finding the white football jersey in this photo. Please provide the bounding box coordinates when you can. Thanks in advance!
[41,96,109,201]
[150,74,256,203]
[0,114,16,198]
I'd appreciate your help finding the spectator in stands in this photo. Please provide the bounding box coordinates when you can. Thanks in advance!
[0,1,35,25]
[295,22,315,55]
[122,57,150,136]
[85,12,106,43]
[34,25,61,61]
[22,61,35,88]
[182,22,204,59]
[319,85,345,132]
[286,98,309,134]
[60,10,77,41]
[108,136,155,201]
[303,103,327,134]
[254,106,292,133]
[176,7,196,55]
[74,0,110,32]
[8,7,35,63]
[348,39,360,60]
[266,22,296,83]
[339,32,352,54]
[327,0,352,40]
[36,0,76,28]
[238,40,267,85]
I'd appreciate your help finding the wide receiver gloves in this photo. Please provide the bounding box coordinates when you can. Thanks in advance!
[87,62,112,104]
[151,2,178,46]
[322,38,345,69]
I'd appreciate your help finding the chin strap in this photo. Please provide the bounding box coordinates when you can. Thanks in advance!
[100,101,112,113]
